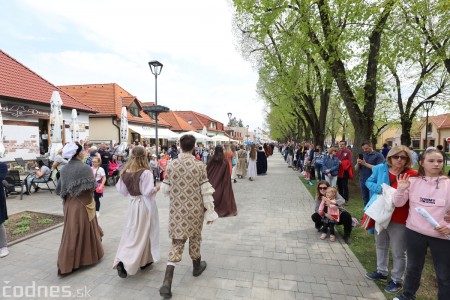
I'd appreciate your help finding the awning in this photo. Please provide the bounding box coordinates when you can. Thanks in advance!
[128,124,179,140]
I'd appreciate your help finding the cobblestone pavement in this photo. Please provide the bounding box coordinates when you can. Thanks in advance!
[1,153,385,299]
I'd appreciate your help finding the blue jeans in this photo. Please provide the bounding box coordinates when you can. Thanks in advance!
[359,179,370,206]
[400,229,450,300]
[26,176,47,191]
[315,163,323,180]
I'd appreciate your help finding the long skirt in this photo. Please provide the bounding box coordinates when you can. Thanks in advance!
[57,190,104,275]
[247,159,257,178]
[113,196,159,275]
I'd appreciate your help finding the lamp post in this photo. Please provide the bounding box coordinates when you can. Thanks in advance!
[253,129,256,144]
[246,125,249,144]
[421,100,435,149]
[147,60,165,159]
[227,112,232,142]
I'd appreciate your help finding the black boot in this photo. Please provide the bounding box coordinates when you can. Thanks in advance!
[192,257,207,277]
[160,265,175,298]
[116,261,127,278]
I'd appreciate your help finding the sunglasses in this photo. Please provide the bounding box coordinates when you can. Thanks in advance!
[391,155,408,161]
[319,187,328,190]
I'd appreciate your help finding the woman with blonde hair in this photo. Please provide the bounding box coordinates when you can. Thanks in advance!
[113,146,161,278]
[364,145,418,294]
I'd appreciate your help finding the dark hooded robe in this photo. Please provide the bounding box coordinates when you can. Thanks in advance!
[256,147,268,175]
[206,158,237,217]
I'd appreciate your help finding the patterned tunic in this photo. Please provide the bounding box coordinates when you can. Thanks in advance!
[164,153,209,239]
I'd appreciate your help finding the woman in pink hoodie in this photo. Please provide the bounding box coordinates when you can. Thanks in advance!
[393,148,450,300]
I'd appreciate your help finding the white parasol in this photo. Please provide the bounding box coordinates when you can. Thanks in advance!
[0,103,5,158]
[49,91,64,160]
[70,109,79,143]
[118,107,128,154]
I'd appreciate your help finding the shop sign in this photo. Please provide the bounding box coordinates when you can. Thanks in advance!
[0,103,50,118]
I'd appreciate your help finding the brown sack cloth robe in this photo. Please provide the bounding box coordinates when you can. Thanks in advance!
[207,159,237,217]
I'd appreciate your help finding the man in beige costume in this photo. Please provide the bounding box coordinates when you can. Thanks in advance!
[236,144,248,179]
[160,134,218,298]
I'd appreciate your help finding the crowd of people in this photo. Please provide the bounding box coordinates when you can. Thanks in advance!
[1,135,448,299]
[0,136,275,297]
[280,140,450,299]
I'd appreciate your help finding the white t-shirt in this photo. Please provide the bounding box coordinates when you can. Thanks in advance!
[92,167,106,182]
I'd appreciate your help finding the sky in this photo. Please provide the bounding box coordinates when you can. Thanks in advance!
[0,0,266,132]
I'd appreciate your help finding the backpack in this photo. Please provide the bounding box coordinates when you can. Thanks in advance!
[84,156,93,166]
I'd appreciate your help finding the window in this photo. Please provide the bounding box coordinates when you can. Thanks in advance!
[426,123,432,136]
[129,102,140,117]
[209,122,216,129]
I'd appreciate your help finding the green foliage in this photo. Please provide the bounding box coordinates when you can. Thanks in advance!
[233,0,449,144]
[21,214,32,220]
[13,226,30,235]
[38,218,53,225]
[15,220,30,227]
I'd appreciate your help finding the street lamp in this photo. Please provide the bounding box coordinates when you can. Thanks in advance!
[227,112,232,142]
[246,125,249,144]
[253,129,256,144]
[421,99,435,149]
[147,60,165,159]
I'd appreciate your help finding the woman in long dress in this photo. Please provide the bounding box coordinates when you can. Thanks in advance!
[207,145,237,217]
[113,146,161,278]
[247,144,257,181]
[56,142,104,275]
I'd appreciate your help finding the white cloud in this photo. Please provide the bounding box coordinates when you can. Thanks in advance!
[10,0,265,130]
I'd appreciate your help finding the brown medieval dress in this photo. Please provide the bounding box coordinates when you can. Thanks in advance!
[56,159,104,275]
[207,159,237,217]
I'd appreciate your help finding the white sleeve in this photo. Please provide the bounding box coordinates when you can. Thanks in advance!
[201,181,218,222]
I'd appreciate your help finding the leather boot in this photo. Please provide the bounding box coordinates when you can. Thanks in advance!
[192,257,207,277]
[159,265,175,298]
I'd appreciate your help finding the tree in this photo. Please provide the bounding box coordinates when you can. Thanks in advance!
[233,0,399,160]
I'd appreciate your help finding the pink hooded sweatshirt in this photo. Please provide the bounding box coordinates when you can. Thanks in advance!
[393,176,450,240]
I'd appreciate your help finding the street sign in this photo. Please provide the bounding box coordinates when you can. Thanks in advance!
[447,137,450,143]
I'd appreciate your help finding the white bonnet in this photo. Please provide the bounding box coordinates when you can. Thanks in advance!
[62,143,79,159]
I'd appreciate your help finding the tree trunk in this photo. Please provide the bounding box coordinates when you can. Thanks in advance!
[400,118,413,146]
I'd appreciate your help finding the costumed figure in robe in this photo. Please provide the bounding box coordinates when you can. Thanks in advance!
[207,145,238,217]
[236,144,248,179]
[247,144,257,181]
[256,145,268,175]
[55,142,104,275]
[159,134,218,298]
[113,146,161,278]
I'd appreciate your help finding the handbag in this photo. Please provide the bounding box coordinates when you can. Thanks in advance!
[94,167,104,193]
[360,213,375,230]
[95,184,104,194]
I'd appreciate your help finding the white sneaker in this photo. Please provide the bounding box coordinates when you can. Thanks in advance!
[0,247,9,258]
[96,212,100,218]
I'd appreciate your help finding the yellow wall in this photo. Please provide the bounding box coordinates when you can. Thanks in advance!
[89,117,120,143]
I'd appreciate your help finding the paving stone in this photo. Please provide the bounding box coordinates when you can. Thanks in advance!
[2,153,386,299]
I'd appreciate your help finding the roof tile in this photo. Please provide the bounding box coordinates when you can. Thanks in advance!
[0,50,95,112]
[59,83,170,126]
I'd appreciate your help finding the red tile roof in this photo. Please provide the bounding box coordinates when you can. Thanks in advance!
[174,111,225,133]
[159,111,197,131]
[430,113,450,129]
[59,83,170,127]
[0,50,96,112]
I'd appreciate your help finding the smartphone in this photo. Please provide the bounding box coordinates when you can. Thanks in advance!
[358,154,364,160]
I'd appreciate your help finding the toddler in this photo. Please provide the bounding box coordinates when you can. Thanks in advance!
[319,186,340,241]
